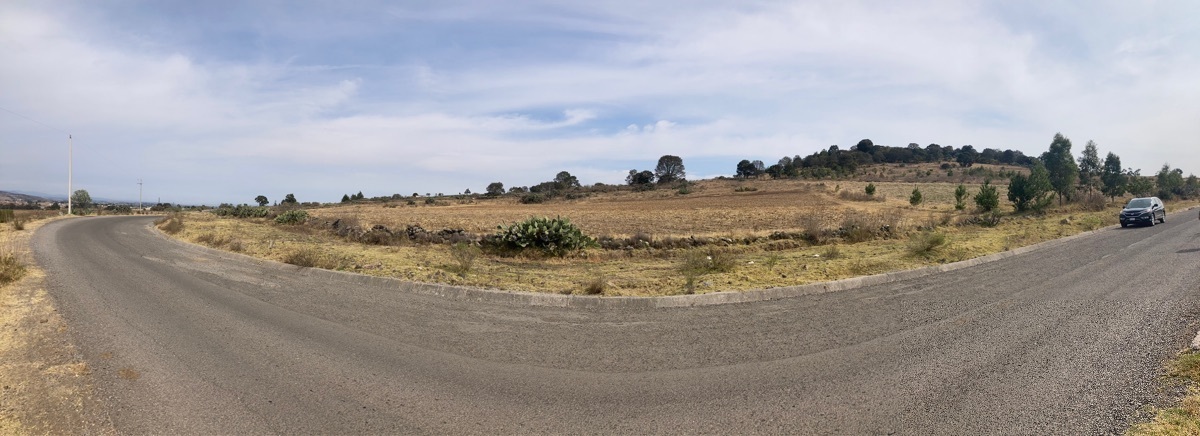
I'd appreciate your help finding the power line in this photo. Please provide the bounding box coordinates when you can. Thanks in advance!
[0,105,68,134]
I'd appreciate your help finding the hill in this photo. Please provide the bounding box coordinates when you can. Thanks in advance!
[0,191,54,206]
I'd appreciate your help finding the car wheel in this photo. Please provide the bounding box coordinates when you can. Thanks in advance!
[1149,217,1155,226]
[1121,223,1127,228]
[1161,213,1166,223]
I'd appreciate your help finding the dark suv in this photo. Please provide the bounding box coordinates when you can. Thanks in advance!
[1119,197,1166,227]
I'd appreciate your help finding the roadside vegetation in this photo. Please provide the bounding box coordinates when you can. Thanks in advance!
[1130,351,1200,435]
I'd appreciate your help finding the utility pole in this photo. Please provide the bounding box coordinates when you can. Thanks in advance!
[67,134,73,216]
[138,179,143,212]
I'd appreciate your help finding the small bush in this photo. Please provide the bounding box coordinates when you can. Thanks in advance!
[519,193,546,204]
[838,191,885,202]
[763,253,781,270]
[0,210,13,223]
[283,247,320,267]
[906,231,947,257]
[582,273,606,295]
[227,240,244,252]
[212,205,270,219]
[492,216,593,256]
[820,245,842,259]
[865,183,876,196]
[733,186,758,192]
[679,248,737,294]
[11,217,25,231]
[0,248,26,285]
[954,184,968,211]
[274,210,309,225]
[909,188,923,206]
[1078,190,1107,212]
[974,180,1000,212]
[156,213,185,234]
[449,242,481,277]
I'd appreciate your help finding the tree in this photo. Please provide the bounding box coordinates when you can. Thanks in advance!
[355,191,364,200]
[464,188,471,195]
[341,194,351,203]
[1100,152,1126,200]
[736,160,758,178]
[655,155,686,183]
[1007,161,1053,212]
[1077,140,1101,189]
[282,193,298,205]
[855,139,875,154]
[1156,164,1185,200]
[909,188,923,206]
[954,184,968,210]
[1041,133,1079,202]
[71,189,93,211]
[974,180,1000,212]
[255,195,269,206]
[554,171,581,190]
[1126,169,1155,197]
[486,182,505,197]
[957,145,978,167]
[752,160,766,174]
[626,169,655,186]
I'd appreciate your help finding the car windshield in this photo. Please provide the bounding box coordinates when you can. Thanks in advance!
[1126,198,1152,208]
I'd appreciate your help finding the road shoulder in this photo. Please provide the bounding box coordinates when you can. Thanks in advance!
[0,217,113,434]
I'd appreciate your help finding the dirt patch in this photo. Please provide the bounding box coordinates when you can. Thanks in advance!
[0,217,114,434]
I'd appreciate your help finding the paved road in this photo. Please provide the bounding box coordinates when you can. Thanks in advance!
[33,215,1200,434]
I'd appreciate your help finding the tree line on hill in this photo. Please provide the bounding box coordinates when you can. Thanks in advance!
[322,135,1198,210]
[735,140,1036,180]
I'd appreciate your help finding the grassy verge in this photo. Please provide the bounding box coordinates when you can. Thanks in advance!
[164,192,1200,296]
[1129,351,1200,434]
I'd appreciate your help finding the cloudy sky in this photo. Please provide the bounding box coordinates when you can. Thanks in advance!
[2,1,1197,205]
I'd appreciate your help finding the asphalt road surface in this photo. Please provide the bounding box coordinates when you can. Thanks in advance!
[33,215,1200,434]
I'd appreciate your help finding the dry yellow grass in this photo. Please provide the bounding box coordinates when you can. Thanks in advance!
[170,176,1198,297]
[1129,352,1200,435]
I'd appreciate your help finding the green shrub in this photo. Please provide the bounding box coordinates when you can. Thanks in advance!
[954,184,968,211]
[974,180,1000,212]
[492,216,593,256]
[519,193,546,204]
[909,188,923,206]
[212,205,270,218]
[865,183,876,196]
[274,210,309,225]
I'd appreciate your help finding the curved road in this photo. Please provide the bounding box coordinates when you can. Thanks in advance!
[34,215,1200,434]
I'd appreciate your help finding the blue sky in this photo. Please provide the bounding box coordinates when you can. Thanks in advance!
[2,0,1198,205]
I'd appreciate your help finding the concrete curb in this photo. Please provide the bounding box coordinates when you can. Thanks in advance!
[150,207,1200,309]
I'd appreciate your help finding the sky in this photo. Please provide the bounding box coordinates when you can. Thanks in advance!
[1,0,1198,205]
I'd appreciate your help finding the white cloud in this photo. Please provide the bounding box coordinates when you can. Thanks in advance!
[1,1,1198,204]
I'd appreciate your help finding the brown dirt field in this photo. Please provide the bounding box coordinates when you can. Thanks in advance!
[306,178,1004,239]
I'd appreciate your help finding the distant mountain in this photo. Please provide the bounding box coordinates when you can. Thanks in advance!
[0,190,55,205]
[5,190,66,201]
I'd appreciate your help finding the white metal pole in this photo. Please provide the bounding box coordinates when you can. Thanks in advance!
[68,134,73,216]
[138,179,143,212]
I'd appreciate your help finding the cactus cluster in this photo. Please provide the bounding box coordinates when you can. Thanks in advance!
[493,216,593,256]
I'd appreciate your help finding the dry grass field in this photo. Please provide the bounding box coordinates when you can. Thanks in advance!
[165,165,1194,297]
